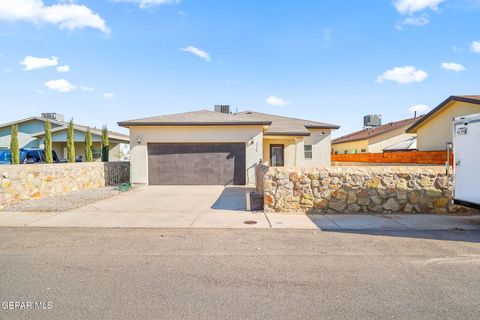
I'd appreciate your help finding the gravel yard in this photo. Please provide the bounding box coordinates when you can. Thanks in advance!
[2,187,124,212]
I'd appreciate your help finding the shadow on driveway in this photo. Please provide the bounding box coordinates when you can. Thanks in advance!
[211,186,254,211]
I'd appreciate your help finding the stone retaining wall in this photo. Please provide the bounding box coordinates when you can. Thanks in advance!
[0,162,130,209]
[259,165,477,214]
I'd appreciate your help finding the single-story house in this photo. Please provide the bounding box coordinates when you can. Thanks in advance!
[406,95,480,151]
[0,113,130,161]
[118,106,339,186]
[332,117,420,154]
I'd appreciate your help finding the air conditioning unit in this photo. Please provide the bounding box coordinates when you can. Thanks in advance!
[214,105,231,114]
[41,113,65,122]
[364,114,382,128]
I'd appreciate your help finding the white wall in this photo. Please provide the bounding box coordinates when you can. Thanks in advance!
[298,129,332,167]
[129,125,264,186]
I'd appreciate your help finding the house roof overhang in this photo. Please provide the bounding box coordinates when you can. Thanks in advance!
[406,95,480,133]
[117,121,271,127]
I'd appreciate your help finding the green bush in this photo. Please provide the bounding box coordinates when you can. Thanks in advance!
[85,128,93,162]
[101,126,109,162]
[44,120,53,164]
[67,119,75,163]
[10,125,19,165]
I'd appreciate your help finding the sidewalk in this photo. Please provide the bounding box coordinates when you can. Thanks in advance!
[0,210,479,230]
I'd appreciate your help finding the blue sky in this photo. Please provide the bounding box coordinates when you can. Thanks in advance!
[0,0,479,136]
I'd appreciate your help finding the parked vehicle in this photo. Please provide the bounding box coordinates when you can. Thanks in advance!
[0,148,66,165]
[453,113,480,209]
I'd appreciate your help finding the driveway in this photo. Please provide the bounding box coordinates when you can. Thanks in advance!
[1,186,480,230]
[4,186,270,228]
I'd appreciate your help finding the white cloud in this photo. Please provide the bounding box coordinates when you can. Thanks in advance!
[103,92,114,99]
[44,79,75,92]
[452,45,464,52]
[56,65,70,72]
[394,0,444,15]
[266,96,288,106]
[114,0,179,9]
[0,0,109,33]
[408,104,431,113]
[321,28,333,47]
[396,15,430,29]
[376,66,428,84]
[471,40,480,53]
[181,46,211,61]
[80,85,95,92]
[21,55,58,71]
[441,62,466,72]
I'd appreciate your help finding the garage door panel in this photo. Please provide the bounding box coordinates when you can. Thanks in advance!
[147,143,246,185]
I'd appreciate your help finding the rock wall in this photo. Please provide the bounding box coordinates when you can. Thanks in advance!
[259,166,476,214]
[0,162,130,209]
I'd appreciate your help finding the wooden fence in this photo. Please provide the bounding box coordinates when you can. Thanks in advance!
[331,151,453,165]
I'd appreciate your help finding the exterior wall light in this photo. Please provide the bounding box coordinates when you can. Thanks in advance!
[136,136,142,144]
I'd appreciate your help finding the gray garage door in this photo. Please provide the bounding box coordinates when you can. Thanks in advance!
[147,143,246,185]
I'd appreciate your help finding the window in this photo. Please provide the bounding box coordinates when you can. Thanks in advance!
[361,149,367,153]
[304,145,312,159]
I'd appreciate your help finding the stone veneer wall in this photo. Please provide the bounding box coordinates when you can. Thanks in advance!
[259,165,477,214]
[0,162,130,209]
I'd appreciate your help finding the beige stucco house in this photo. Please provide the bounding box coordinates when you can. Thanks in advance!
[118,108,339,186]
[332,117,419,154]
[406,95,480,151]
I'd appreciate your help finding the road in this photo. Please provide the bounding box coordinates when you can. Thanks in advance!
[0,228,479,320]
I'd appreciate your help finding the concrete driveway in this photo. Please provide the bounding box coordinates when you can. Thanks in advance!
[2,186,480,230]
[7,186,270,228]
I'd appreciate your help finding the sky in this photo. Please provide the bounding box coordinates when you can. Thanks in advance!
[0,0,480,137]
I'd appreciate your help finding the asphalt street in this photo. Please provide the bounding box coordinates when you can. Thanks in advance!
[0,228,479,320]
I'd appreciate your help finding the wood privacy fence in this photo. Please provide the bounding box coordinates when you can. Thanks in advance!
[104,162,130,186]
[331,151,453,165]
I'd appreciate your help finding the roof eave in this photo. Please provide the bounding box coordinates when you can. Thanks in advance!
[406,95,480,133]
[305,125,340,130]
[31,126,129,142]
[117,121,271,127]
[264,132,311,137]
[332,137,368,144]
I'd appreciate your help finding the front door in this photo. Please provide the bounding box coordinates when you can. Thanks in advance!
[270,144,284,167]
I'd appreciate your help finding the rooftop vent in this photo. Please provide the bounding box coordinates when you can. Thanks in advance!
[363,114,382,129]
[214,105,231,114]
[41,112,65,122]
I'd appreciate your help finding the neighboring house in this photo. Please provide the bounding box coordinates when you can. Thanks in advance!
[118,106,339,186]
[406,95,480,151]
[331,117,420,154]
[0,113,130,161]
[383,137,417,152]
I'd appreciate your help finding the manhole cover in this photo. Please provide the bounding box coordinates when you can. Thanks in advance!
[244,220,258,225]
